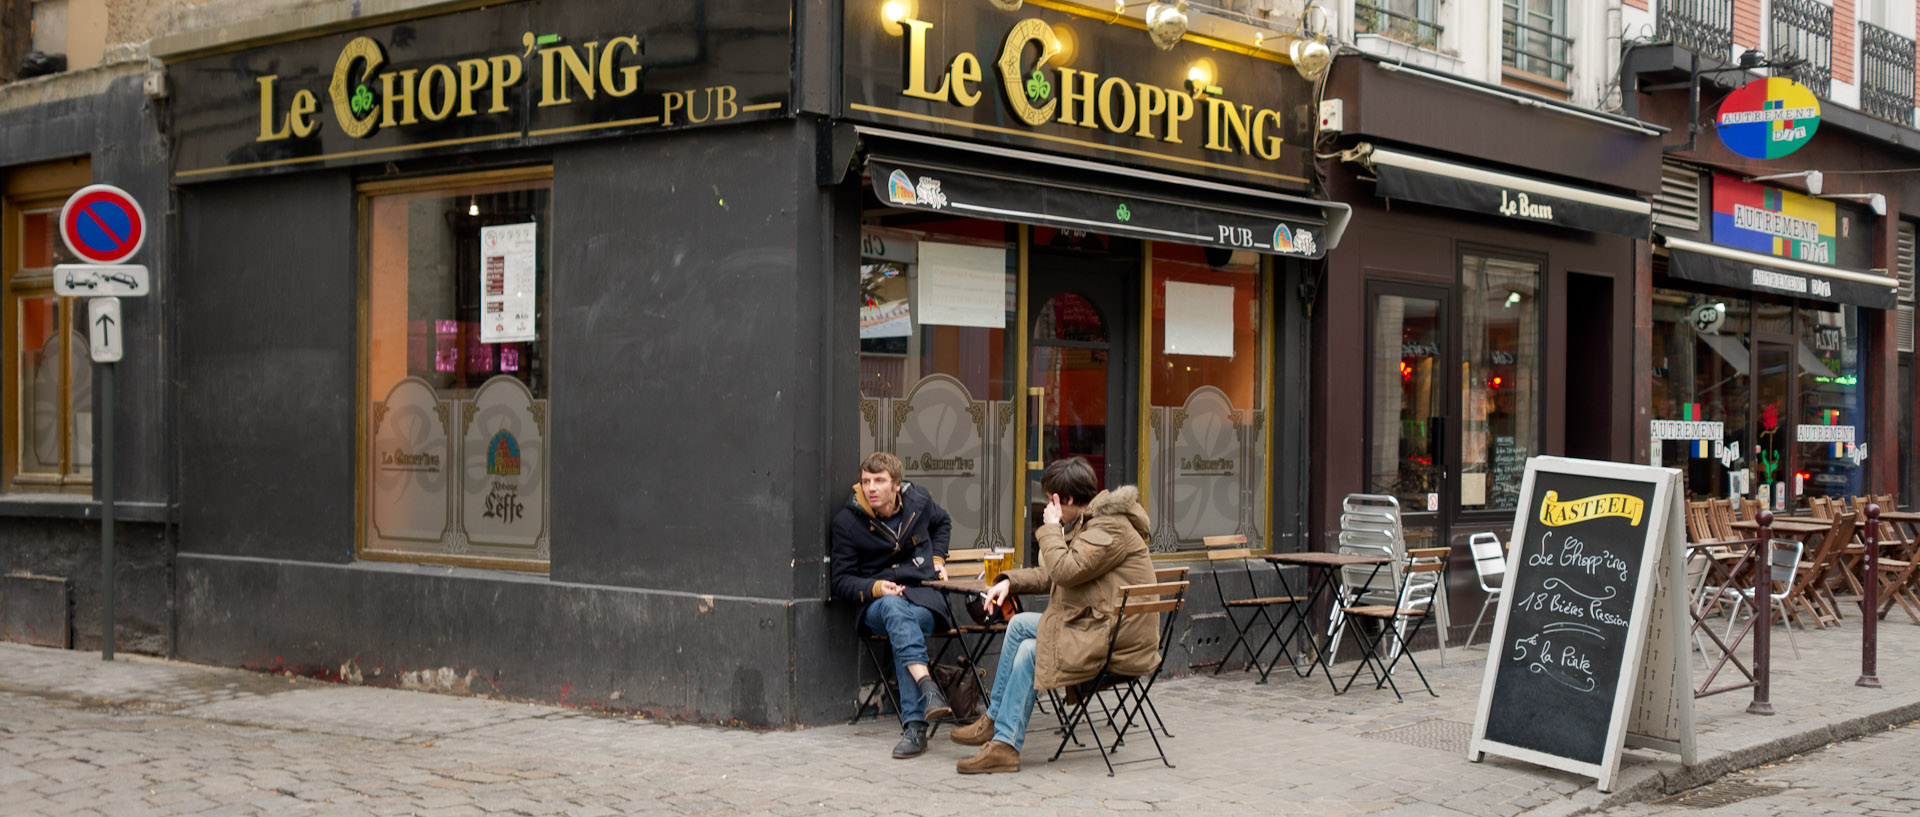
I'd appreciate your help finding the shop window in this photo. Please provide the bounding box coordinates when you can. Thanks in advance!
[856,220,1016,552]
[1146,242,1266,552]
[1459,253,1539,513]
[2,158,90,494]
[1796,304,1862,501]
[360,171,551,570]
[1651,290,1752,499]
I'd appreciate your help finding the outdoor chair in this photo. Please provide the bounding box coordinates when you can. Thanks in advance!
[1047,579,1189,776]
[1338,547,1446,701]
[1327,494,1408,664]
[1464,532,1505,647]
[1873,542,1920,625]
[1202,534,1303,677]
[1721,539,1804,659]
[1781,512,1856,630]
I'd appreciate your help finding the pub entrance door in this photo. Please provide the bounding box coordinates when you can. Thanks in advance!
[1025,249,1138,524]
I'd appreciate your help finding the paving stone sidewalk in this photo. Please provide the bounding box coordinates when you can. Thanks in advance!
[4,617,1920,817]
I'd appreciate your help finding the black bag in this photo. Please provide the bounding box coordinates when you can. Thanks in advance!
[887,659,986,724]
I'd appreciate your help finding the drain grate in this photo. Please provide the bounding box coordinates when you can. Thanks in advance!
[1360,719,1473,753]
[1651,780,1787,808]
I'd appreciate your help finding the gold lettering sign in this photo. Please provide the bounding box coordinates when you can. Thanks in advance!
[895,16,1280,160]
[1539,491,1646,528]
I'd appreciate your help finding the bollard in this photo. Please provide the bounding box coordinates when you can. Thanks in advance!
[1859,504,1881,688]
[1749,510,1774,715]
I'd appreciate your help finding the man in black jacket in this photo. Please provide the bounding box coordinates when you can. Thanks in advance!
[831,451,955,759]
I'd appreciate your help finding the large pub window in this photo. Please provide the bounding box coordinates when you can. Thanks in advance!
[2,158,91,494]
[359,169,553,571]
[1459,252,1540,513]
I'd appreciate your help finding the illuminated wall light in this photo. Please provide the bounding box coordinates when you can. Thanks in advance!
[880,0,915,35]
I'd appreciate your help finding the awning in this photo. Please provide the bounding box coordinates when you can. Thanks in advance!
[1695,334,1749,377]
[1350,143,1653,238]
[860,128,1348,260]
[1661,235,1899,310]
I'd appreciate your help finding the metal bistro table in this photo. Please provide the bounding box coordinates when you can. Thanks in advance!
[1260,552,1393,691]
[923,578,1004,695]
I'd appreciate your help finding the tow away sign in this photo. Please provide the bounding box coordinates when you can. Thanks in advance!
[53,265,148,297]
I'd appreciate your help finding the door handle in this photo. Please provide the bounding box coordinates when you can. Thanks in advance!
[1028,386,1046,470]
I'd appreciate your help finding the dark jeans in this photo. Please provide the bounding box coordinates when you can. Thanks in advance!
[864,595,937,725]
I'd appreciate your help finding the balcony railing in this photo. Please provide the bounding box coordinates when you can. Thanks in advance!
[1503,2,1572,82]
[1771,0,1833,98]
[1355,0,1443,50]
[1860,22,1916,125]
[1656,0,1733,62]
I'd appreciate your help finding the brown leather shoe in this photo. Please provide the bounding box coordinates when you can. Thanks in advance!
[956,740,1021,774]
[950,715,995,746]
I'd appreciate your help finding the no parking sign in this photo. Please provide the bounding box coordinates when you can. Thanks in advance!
[59,184,147,265]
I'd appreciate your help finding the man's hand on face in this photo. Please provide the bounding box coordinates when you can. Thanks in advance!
[983,579,1011,607]
[1043,494,1064,526]
[877,580,906,596]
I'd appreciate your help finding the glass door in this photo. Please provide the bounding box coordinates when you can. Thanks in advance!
[1366,284,1450,551]
[1025,252,1137,519]
[1752,335,1797,513]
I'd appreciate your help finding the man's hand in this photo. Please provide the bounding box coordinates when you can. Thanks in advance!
[1043,493,1064,526]
[983,579,1011,607]
[877,580,906,596]
[936,562,950,580]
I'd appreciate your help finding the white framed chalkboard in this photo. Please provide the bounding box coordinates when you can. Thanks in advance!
[1467,456,1693,791]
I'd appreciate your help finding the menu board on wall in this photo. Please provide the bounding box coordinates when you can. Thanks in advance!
[917,242,1007,329]
[1469,456,1694,791]
[480,223,538,343]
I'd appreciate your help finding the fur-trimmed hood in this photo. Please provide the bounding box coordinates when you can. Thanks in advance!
[1081,485,1149,540]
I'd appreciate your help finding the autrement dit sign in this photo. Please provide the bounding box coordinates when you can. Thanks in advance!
[843,0,1314,188]
[168,0,789,181]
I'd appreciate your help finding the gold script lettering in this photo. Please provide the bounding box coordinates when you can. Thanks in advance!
[996,19,1061,126]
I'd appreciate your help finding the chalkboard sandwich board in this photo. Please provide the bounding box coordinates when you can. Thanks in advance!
[1468,456,1695,791]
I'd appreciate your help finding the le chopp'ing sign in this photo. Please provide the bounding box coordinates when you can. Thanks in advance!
[167,0,789,181]
[843,0,1315,188]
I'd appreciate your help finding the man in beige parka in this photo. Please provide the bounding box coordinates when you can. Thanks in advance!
[949,457,1158,774]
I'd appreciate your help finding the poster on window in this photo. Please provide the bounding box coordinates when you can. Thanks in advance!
[1164,281,1235,357]
[917,242,1007,328]
[480,223,538,343]
[370,377,451,546]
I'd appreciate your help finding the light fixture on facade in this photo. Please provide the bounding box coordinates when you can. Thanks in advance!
[1287,3,1333,81]
[880,0,916,35]
[1745,170,1823,195]
[1145,1,1189,50]
[1816,192,1886,216]
[469,196,479,216]
[1185,58,1220,98]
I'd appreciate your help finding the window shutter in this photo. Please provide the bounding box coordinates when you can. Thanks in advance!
[1653,162,1701,231]
[1898,221,1914,353]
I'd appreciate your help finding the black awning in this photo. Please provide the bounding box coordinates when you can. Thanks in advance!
[1360,145,1652,238]
[864,134,1338,259]
[1663,236,1898,310]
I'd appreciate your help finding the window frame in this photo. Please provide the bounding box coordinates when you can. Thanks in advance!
[1502,0,1571,83]
[1454,244,1547,522]
[3,158,92,495]
[355,165,555,573]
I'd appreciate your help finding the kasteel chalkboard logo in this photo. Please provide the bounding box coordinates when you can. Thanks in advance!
[1539,491,1645,527]
[1716,77,1821,159]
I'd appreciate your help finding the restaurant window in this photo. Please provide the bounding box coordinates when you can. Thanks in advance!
[1796,304,1862,501]
[1651,290,1753,499]
[2,158,90,494]
[857,220,1016,552]
[361,170,551,570]
[1459,252,1539,513]
[1146,242,1266,551]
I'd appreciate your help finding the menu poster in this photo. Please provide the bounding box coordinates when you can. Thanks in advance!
[917,242,1008,329]
[1469,456,1690,792]
[1164,281,1235,357]
[480,223,538,343]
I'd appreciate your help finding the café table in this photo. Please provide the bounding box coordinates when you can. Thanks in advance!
[1260,552,1393,692]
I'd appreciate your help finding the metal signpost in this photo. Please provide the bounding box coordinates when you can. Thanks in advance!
[53,183,148,662]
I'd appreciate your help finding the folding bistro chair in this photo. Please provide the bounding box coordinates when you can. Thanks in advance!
[1781,512,1856,630]
[1339,548,1446,701]
[1048,580,1188,776]
[1722,539,1804,659]
[1327,494,1407,664]
[1202,534,1303,679]
[1049,566,1190,744]
[1464,532,1505,647]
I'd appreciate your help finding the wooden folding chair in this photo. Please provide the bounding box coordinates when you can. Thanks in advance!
[1873,544,1920,624]
[1338,549,1446,701]
[1048,580,1188,776]
[1200,535,1303,680]
[1781,512,1856,630]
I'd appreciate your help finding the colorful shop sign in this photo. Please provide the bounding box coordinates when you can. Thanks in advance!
[166,0,790,181]
[1711,174,1837,265]
[1715,77,1820,159]
[843,0,1314,188]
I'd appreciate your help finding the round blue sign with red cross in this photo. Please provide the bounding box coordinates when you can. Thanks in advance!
[59,184,147,265]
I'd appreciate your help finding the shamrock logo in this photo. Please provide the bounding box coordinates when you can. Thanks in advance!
[1025,69,1052,101]
[350,83,374,116]
[1116,203,1132,222]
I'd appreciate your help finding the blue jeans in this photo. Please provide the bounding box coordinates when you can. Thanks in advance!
[986,612,1042,750]
[864,595,937,725]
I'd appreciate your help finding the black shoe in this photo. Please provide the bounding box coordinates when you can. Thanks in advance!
[917,675,952,723]
[891,721,929,759]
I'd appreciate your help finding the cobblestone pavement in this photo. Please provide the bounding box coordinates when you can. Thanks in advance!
[1595,719,1920,817]
[5,615,1920,817]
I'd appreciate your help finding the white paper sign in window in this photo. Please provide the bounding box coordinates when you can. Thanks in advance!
[1164,281,1235,357]
[917,242,1007,329]
[480,222,538,343]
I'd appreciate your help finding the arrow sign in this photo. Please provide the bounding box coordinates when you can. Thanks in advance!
[53,265,149,297]
[89,297,123,363]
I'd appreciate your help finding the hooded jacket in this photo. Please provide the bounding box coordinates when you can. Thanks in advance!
[829,481,953,631]
[999,485,1158,690]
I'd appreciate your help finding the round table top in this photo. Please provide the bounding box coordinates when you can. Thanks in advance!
[1264,551,1392,567]
[923,578,989,593]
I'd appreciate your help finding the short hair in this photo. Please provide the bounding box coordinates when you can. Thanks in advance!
[860,451,903,484]
[1041,457,1099,505]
